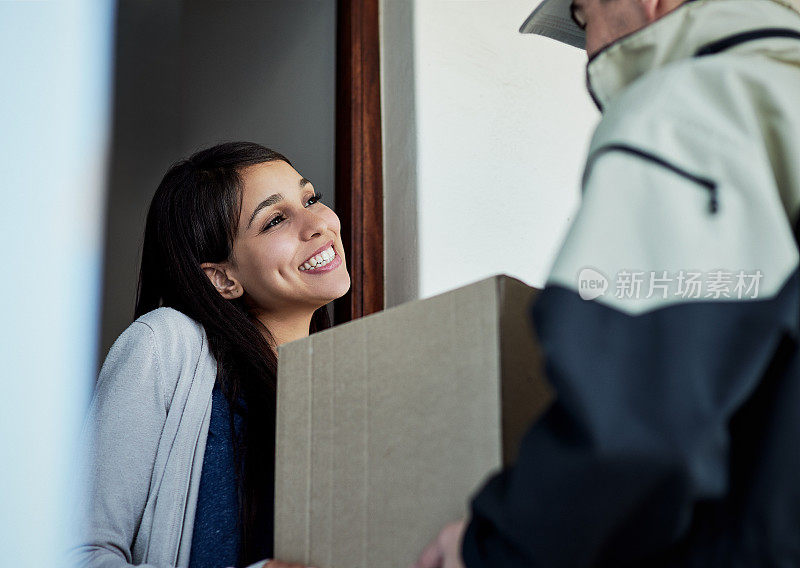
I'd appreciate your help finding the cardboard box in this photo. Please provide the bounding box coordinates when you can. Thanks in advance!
[275,275,553,567]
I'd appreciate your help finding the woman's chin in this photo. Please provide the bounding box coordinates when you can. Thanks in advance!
[310,272,351,307]
[338,273,352,297]
[328,273,352,302]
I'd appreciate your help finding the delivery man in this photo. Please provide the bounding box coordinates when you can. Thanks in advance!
[414,0,800,565]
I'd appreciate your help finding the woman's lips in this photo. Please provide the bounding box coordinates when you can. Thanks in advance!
[302,252,342,274]
[302,240,334,264]
[298,243,342,273]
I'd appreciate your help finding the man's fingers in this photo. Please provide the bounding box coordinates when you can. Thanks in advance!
[263,561,316,568]
[413,536,444,568]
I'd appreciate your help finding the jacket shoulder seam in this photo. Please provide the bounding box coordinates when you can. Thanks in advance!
[583,143,720,214]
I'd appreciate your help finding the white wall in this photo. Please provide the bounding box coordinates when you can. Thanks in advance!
[0,1,113,565]
[382,0,599,304]
[382,0,420,308]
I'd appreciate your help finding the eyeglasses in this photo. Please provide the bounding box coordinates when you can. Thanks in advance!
[570,2,588,30]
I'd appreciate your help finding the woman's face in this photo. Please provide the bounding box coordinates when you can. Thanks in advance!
[220,160,350,315]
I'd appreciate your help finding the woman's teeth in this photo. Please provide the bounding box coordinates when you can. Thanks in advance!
[299,246,336,271]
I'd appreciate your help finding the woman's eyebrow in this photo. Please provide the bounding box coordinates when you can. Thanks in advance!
[247,178,313,229]
[247,193,284,228]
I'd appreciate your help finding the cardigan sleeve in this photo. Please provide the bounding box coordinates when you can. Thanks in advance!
[71,321,172,568]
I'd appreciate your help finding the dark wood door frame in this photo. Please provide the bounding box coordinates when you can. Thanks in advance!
[334,0,385,324]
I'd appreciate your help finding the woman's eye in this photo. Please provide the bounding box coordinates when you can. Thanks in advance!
[262,194,323,232]
[263,214,285,231]
[305,192,324,207]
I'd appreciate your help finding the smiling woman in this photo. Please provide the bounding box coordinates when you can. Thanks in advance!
[74,142,348,568]
[199,159,350,345]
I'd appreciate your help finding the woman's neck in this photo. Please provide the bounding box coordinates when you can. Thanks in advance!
[255,309,314,348]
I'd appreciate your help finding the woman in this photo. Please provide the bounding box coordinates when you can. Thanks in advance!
[76,142,349,568]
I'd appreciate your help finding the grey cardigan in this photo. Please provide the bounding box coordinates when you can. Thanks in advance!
[74,308,216,567]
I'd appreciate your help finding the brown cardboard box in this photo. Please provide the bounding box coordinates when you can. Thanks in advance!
[274,275,553,567]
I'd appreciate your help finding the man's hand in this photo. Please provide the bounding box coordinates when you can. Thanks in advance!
[412,519,467,568]
[260,560,316,568]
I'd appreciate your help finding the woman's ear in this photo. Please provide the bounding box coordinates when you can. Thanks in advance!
[200,262,244,300]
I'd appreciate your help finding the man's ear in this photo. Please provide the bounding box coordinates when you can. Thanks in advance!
[645,0,682,21]
[639,0,660,21]
[200,262,244,300]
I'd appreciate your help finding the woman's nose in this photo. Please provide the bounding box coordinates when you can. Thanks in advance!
[300,208,329,240]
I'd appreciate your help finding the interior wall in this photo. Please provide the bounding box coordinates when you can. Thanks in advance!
[176,2,336,174]
[381,0,599,304]
[380,0,419,309]
[100,1,183,363]
[100,0,336,361]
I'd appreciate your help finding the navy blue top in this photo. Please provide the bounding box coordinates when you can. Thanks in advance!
[188,386,243,568]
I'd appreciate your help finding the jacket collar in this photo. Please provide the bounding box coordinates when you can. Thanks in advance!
[586,0,800,111]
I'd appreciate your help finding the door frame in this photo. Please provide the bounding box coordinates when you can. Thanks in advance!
[334,0,385,323]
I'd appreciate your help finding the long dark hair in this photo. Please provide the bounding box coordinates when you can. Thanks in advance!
[135,141,330,564]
